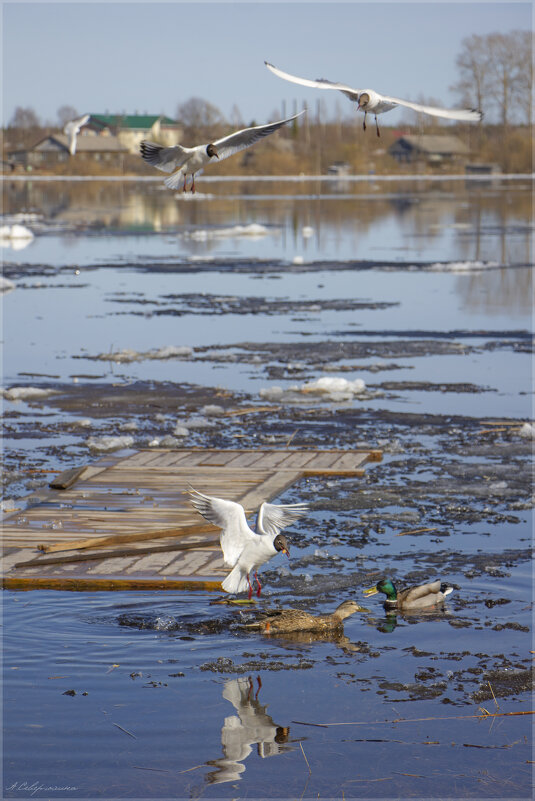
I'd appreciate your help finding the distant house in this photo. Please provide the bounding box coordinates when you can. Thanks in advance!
[327,161,351,176]
[388,135,470,165]
[9,134,128,168]
[88,114,182,153]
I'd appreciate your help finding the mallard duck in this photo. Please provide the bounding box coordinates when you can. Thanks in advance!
[363,578,453,610]
[243,599,364,634]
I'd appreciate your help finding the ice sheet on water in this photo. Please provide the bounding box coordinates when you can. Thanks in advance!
[3,386,57,401]
[87,435,135,452]
[183,223,270,241]
[519,422,534,439]
[89,345,194,363]
[0,276,16,293]
[259,375,369,404]
[428,260,500,272]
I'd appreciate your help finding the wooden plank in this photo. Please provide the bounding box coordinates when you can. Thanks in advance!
[239,471,303,511]
[159,550,212,576]
[0,576,223,591]
[13,538,221,568]
[37,523,217,554]
[329,452,370,471]
[49,465,88,490]
[277,451,318,469]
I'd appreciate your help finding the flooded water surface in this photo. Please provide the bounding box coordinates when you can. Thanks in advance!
[2,177,533,798]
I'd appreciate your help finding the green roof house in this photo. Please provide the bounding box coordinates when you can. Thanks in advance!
[88,114,182,153]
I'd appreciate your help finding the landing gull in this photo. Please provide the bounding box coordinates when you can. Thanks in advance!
[189,488,307,598]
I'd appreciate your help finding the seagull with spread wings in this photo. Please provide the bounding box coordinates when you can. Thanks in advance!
[63,113,91,155]
[189,488,307,598]
[140,111,304,193]
[265,61,482,137]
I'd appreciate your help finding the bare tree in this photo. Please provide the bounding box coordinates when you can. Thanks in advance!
[450,34,491,116]
[509,30,533,125]
[176,97,227,142]
[9,106,40,128]
[452,30,532,127]
[57,105,79,127]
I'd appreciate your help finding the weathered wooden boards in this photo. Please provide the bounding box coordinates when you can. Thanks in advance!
[1,447,381,591]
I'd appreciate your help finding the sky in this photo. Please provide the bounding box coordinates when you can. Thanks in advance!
[2,1,532,129]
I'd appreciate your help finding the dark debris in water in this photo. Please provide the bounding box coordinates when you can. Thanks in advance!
[199,656,315,673]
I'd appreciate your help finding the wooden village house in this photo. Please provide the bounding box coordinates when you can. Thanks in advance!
[9,133,128,169]
[388,134,470,166]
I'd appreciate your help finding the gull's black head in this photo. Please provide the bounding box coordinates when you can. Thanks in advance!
[274,534,290,557]
[358,92,370,109]
[206,144,219,159]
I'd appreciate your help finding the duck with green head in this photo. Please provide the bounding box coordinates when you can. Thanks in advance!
[363,577,453,611]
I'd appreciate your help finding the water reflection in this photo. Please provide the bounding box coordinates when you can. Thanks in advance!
[205,676,292,784]
[2,178,532,268]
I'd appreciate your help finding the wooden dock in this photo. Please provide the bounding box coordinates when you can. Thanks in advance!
[1,447,381,591]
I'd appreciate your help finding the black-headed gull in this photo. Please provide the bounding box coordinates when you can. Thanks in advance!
[206,677,290,784]
[63,113,91,155]
[140,111,304,193]
[188,488,307,598]
[265,62,482,137]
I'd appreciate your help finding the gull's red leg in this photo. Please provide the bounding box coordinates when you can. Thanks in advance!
[191,174,195,193]
[375,116,380,137]
[363,112,367,131]
[182,174,187,193]
[254,572,262,597]
[255,676,262,699]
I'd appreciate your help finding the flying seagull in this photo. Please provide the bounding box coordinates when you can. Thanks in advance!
[188,488,307,598]
[63,113,91,155]
[140,110,304,192]
[265,61,482,137]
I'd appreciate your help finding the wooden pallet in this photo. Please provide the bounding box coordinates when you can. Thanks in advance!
[1,447,381,591]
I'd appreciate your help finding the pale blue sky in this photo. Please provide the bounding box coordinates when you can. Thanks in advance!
[2,1,532,127]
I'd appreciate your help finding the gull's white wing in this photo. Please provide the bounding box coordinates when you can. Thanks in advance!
[265,61,361,102]
[140,141,191,173]
[256,502,308,537]
[63,114,90,136]
[213,111,305,162]
[188,488,254,566]
[377,92,482,121]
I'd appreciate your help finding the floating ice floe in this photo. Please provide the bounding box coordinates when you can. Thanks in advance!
[0,276,16,294]
[90,345,193,363]
[302,376,366,396]
[0,224,34,251]
[87,435,135,452]
[201,404,225,417]
[71,418,93,428]
[259,375,368,403]
[428,260,499,273]
[2,386,56,401]
[519,422,534,439]
[184,223,270,241]
[149,435,182,448]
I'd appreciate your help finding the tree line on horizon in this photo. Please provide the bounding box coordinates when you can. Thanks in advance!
[4,30,532,174]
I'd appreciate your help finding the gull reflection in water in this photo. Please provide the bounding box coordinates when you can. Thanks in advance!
[205,676,292,784]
